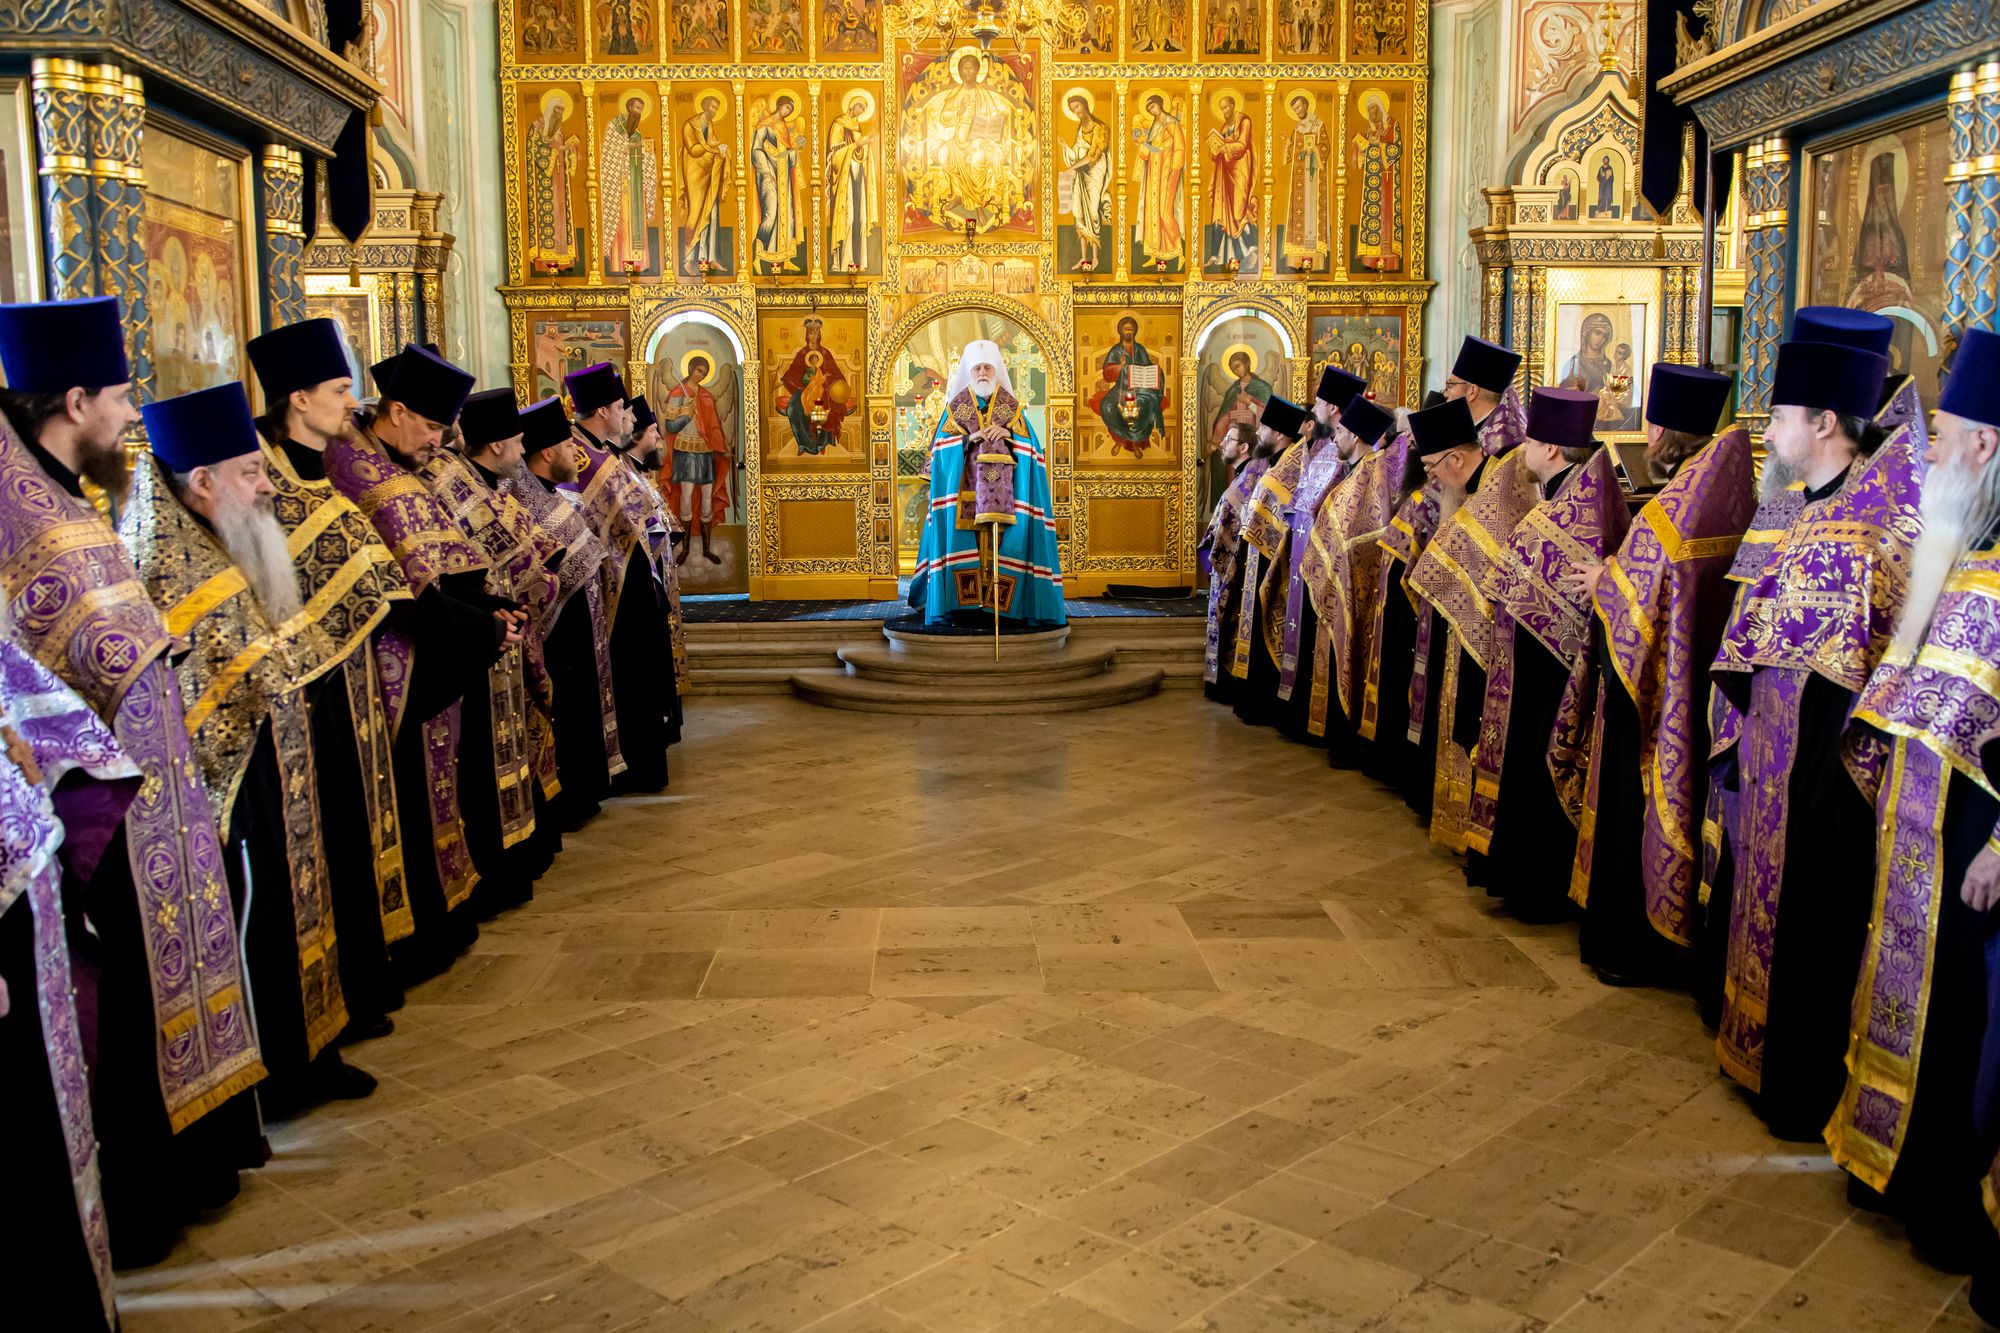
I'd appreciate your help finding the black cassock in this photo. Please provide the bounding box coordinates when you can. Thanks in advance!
[608,544,673,794]
[1466,624,1575,916]
[307,662,401,1024]
[0,887,112,1328]
[1232,571,1284,730]
[225,716,373,1115]
[543,568,612,829]
[1273,585,1325,746]
[383,579,502,976]
[81,821,263,1263]
[1852,742,2000,1268]
[276,440,400,1024]
[1205,552,1249,708]
[1579,637,1687,981]
[1359,556,1418,786]
[1700,669,1876,1140]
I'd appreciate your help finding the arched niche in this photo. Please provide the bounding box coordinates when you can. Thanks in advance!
[869,293,1072,397]
[1188,304,1296,522]
[636,304,754,594]
[879,299,1062,572]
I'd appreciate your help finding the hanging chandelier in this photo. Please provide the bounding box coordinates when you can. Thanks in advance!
[886,0,1091,51]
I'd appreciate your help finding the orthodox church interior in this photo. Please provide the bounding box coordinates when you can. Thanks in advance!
[5,0,2000,1329]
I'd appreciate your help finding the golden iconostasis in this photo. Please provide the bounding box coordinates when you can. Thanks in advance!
[499,0,1432,598]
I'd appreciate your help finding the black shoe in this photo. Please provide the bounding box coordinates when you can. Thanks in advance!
[312,1056,379,1102]
[111,1225,176,1271]
[1845,1173,1897,1216]
[187,1168,242,1215]
[345,1013,395,1042]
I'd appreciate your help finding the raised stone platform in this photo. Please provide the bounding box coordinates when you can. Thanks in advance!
[787,623,1169,714]
[685,615,1205,699]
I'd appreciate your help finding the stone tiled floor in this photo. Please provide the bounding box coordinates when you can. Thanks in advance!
[119,696,1981,1332]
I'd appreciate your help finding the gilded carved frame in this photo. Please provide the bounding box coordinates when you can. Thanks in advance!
[496,0,1434,597]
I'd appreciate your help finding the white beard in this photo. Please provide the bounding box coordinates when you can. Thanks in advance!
[1759,450,1801,503]
[1893,455,2000,656]
[972,376,998,398]
[215,492,304,625]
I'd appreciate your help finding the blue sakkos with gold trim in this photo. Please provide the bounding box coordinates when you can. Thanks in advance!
[911,373,1066,626]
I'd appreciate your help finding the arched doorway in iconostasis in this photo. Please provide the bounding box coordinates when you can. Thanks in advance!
[889,309,1052,576]
[644,310,750,594]
[1191,306,1295,524]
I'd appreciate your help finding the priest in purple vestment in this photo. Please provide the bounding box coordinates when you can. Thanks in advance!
[330,343,524,977]
[1228,394,1314,724]
[0,296,267,1265]
[503,396,628,830]
[1300,393,1399,766]
[566,361,676,794]
[1463,388,1629,916]
[1357,393,1446,793]
[126,382,383,1116]
[248,318,415,1039]
[1822,327,2000,1291]
[1695,307,1925,1022]
[0,633,136,1330]
[424,389,565,892]
[1248,364,1366,740]
[1570,363,1751,987]
[1706,314,1921,1141]
[1407,397,1537,848]
[1444,335,1526,458]
[1202,423,1271,704]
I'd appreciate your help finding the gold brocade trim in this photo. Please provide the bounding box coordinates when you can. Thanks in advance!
[280,494,347,558]
[283,556,377,656]
[1673,534,1742,563]
[1430,637,1472,854]
[1645,501,1744,565]
[1415,541,1496,671]
[1307,618,1331,738]
[164,1060,268,1135]
[1698,811,1723,908]
[1229,546,1260,680]
[1944,568,2000,600]
[1826,734,1944,1193]
[270,688,347,1061]
[1597,558,1655,711]
[1853,693,2000,805]
[182,638,277,734]
[1650,669,1697,866]
[165,568,249,639]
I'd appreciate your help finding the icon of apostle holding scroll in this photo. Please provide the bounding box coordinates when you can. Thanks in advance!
[908,339,1066,627]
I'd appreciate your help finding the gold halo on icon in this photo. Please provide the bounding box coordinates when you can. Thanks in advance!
[840,89,876,124]
[1284,89,1315,120]
[1222,341,1259,373]
[678,348,716,383]
[1358,90,1390,122]
[613,86,654,118]
[1208,86,1248,119]
[537,88,571,120]
[948,45,990,82]
[1060,87,1095,119]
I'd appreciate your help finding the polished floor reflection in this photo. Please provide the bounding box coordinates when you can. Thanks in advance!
[118,696,1977,1332]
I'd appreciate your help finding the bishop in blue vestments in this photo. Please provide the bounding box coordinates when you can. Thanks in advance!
[910,338,1066,626]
